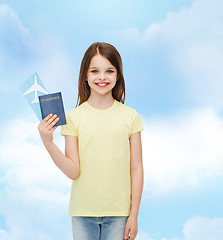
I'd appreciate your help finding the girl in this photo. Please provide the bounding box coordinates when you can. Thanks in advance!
[38,42,144,240]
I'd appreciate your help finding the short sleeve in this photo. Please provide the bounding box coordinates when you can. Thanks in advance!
[131,110,144,135]
[60,111,78,136]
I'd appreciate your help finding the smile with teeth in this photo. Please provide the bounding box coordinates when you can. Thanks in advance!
[95,83,110,87]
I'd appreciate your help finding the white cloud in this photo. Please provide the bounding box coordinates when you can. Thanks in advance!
[167,216,223,240]
[0,229,12,240]
[0,119,72,240]
[138,216,223,240]
[142,106,223,197]
[0,4,76,99]
[135,229,156,240]
[0,118,69,190]
[182,216,223,240]
[114,0,223,109]
[0,4,32,67]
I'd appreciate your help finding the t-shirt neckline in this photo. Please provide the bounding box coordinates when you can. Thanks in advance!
[85,99,117,112]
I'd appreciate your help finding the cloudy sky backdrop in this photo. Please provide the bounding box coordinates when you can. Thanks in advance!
[0,0,223,239]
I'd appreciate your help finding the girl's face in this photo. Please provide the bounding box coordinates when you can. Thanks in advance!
[86,53,118,97]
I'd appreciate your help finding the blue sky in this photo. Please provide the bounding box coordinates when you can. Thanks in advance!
[1,0,223,239]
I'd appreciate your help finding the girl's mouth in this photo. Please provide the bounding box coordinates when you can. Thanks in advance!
[95,83,110,87]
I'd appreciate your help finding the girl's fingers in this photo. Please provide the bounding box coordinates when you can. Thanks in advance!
[47,116,60,130]
[44,114,59,128]
[43,113,53,122]
[38,114,59,132]
[38,114,52,130]
[39,114,53,128]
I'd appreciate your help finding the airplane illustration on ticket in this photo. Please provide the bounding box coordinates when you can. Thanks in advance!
[20,73,49,120]
[23,73,48,104]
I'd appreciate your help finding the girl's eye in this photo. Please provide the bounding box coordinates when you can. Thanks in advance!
[90,69,114,73]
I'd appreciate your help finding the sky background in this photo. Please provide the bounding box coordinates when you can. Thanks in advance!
[0,0,223,239]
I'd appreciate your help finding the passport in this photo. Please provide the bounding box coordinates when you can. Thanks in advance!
[39,92,67,127]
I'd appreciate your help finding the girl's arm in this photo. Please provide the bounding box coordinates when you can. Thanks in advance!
[129,131,144,218]
[38,114,80,180]
[124,131,143,240]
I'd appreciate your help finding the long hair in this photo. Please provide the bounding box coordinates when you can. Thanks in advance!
[75,42,125,107]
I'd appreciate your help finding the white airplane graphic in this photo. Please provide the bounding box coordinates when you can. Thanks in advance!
[23,74,48,104]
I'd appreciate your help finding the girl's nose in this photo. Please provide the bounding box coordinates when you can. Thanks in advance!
[99,73,106,80]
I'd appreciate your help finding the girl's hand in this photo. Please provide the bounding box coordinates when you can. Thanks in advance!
[38,113,60,146]
[123,215,138,240]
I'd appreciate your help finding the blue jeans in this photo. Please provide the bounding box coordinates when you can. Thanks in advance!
[72,216,129,240]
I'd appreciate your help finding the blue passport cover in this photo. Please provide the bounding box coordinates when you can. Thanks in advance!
[39,92,67,127]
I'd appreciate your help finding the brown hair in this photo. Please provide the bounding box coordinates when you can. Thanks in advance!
[75,42,125,107]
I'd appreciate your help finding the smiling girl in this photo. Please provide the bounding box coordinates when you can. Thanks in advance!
[38,42,144,240]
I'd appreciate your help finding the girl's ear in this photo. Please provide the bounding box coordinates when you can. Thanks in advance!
[117,74,119,80]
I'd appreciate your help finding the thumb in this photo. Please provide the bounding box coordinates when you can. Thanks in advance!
[123,226,130,240]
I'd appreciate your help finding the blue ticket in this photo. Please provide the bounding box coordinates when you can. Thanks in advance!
[20,73,49,121]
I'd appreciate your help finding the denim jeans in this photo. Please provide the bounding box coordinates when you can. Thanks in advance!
[72,216,129,240]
